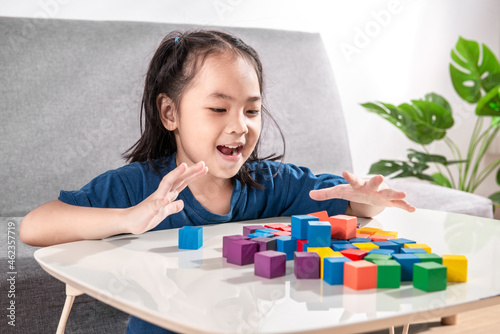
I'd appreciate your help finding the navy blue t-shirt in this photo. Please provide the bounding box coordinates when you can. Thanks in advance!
[58,154,348,334]
[59,154,349,228]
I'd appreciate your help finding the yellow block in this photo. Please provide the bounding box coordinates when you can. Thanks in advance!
[352,242,379,251]
[374,230,398,238]
[307,247,343,278]
[356,227,383,236]
[404,243,431,253]
[442,255,468,282]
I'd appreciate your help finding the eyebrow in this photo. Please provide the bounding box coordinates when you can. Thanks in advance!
[208,92,261,102]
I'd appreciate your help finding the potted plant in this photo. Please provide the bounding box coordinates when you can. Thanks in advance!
[361,37,500,208]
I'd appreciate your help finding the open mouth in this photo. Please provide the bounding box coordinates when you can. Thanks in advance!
[217,145,243,156]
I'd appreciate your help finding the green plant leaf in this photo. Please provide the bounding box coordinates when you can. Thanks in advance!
[368,160,434,182]
[424,92,452,114]
[496,167,500,186]
[450,36,500,103]
[407,149,465,166]
[361,100,453,145]
[432,172,453,188]
[488,191,500,206]
[482,72,500,92]
[476,85,500,116]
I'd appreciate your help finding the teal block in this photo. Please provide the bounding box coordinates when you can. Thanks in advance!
[178,226,202,250]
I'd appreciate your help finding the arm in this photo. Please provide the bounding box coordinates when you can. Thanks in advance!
[309,171,415,218]
[20,162,208,247]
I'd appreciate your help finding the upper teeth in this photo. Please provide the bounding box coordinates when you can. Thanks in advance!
[224,145,239,149]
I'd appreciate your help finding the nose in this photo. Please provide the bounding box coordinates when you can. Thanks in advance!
[225,111,248,135]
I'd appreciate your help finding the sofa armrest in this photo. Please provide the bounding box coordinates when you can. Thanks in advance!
[386,179,494,219]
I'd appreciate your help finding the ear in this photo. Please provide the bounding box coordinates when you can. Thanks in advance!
[157,94,178,131]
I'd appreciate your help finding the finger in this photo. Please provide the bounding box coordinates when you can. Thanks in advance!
[367,174,384,190]
[342,171,363,189]
[389,199,416,212]
[378,188,407,200]
[157,163,188,196]
[170,161,207,191]
[173,164,209,192]
[309,185,343,201]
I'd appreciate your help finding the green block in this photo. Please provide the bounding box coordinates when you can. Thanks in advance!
[415,253,442,264]
[413,262,447,292]
[374,260,401,289]
[364,253,391,263]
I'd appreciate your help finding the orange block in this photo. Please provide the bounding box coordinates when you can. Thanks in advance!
[328,214,357,240]
[308,210,330,221]
[344,260,377,290]
[356,233,371,239]
[370,234,394,242]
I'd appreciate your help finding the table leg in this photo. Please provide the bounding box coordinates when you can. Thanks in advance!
[402,323,410,334]
[389,326,395,334]
[441,314,458,325]
[56,284,84,334]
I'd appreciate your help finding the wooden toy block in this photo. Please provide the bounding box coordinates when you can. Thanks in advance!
[308,210,330,221]
[332,243,358,252]
[307,221,331,247]
[392,253,421,281]
[413,262,447,292]
[391,238,416,252]
[349,237,371,243]
[374,230,398,238]
[373,241,399,253]
[331,239,350,244]
[264,223,289,230]
[364,253,392,263]
[247,232,274,238]
[282,226,292,232]
[222,235,250,258]
[272,231,292,237]
[297,239,308,252]
[356,233,371,239]
[307,247,341,278]
[227,239,259,266]
[291,215,318,239]
[243,225,264,236]
[275,236,297,261]
[368,248,394,256]
[254,250,287,279]
[352,242,379,251]
[178,226,203,250]
[344,260,377,290]
[415,253,442,264]
[356,227,382,236]
[442,255,468,282]
[370,234,395,242]
[373,259,401,288]
[340,248,368,261]
[328,214,357,240]
[256,228,278,234]
[294,251,320,279]
[405,243,431,253]
[251,237,277,252]
[401,248,427,254]
[324,256,351,285]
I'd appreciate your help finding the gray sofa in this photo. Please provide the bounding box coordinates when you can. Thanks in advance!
[0,16,493,333]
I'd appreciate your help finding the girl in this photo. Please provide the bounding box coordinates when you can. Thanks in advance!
[20,30,414,333]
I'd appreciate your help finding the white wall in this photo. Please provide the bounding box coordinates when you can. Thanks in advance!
[2,0,500,201]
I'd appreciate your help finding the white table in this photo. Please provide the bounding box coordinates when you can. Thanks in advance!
[34,208,500,333]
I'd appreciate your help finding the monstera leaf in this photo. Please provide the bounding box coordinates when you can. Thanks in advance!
[361,94,453,145]
[450,37,500,103]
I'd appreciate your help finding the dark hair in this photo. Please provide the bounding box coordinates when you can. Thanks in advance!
[123,29,285,189]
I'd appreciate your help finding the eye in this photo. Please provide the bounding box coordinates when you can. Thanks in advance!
[210,108,226,113]
[246,109,260,115]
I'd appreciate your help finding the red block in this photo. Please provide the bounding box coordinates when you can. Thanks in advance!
[340,248,368,261]
[328,215,357,240]
[308,210,330,221]
[344,260,377,290]
[264,223,289,231]
[297,239,308,252]
[272,231,292,237]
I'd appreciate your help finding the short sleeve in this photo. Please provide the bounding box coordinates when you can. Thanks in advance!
[58,170,133,209]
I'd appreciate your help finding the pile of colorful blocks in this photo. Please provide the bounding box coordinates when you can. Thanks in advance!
[221,211,468,292]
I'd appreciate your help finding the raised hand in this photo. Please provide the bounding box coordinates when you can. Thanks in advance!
[309,171,416,215]
[125,161,208,234]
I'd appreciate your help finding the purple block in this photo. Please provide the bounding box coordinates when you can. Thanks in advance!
[254,250,286,279]
[252,237,277,251]
[222,235,250,258]
[243,225,265,236]
[227,239,259,266]
[294,251,320,279]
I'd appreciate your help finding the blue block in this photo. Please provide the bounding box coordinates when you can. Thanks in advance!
[307,221,331,247]
[178,226,203,250]
[324,257,351,285]
[276,236,297,261]
[349,237,371,243]
[248,232,274,238]
[392,253,421,281]
[255,228,278,234]
[291,215,319,239]
[332,243,358,251]
[331,239,350,244]
[391,238,416,252]
[374,241,400,253]
[401,248,427,254]
[368,248,394,256]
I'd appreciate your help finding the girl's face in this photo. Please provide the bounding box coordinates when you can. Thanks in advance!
[165,53,262,182]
